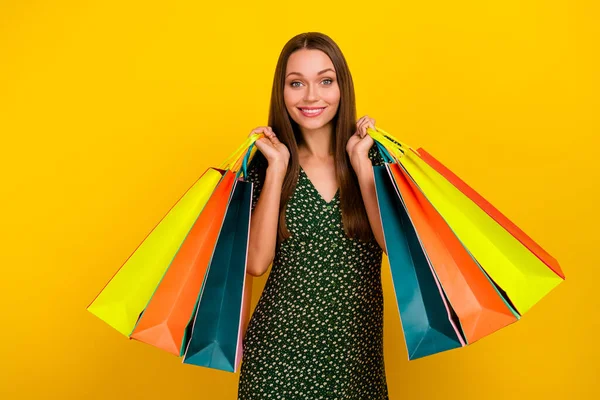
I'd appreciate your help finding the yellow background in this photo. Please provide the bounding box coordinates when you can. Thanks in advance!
[1,1,598,399]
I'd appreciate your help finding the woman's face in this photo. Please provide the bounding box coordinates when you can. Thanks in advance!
[283,49,340,132]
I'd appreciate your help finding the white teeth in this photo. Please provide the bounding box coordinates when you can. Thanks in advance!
[301,108,324,114]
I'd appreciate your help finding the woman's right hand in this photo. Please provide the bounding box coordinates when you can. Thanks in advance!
[249,126,290,172]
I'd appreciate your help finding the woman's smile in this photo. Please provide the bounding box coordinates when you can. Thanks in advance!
[298,106,326,117]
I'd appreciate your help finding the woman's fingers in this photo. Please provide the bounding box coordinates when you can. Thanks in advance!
[268,130,280,144]
[248,126,272,138]
[248,126,283,153]
[360,121,368,137]
[364,121,375,137]
[357,116,376,138]
[358,116,368,133]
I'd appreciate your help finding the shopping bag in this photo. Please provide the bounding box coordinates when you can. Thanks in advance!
[129,135,262,356]
[129,169,238,355]
[415,147,565,279]
[387,161,520,344]
[87,133,263,338]
[182,175,253,372]
[374,164,464,360]
[369,127,564,316]
[86,167,224,336]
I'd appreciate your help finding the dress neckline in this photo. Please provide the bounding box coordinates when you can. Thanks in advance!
[299,165,339,205]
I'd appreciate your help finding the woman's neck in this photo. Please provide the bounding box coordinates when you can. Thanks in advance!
[298,122,334,159]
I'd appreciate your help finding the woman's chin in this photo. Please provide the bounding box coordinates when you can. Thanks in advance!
[296,117,334,131]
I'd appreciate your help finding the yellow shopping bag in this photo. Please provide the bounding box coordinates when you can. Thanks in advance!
[87,134,263,336]
[368,127,563,315]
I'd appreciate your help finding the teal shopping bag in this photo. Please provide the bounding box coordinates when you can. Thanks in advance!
[182,177,253,372]
[374,163,464,360]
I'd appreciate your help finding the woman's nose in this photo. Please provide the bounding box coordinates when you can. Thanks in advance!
[304,84,319,101]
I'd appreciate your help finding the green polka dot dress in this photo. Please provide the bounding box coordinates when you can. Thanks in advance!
[237,144,389,399]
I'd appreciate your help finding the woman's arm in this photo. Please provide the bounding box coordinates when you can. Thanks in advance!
[246,163,287,277]
[347,115,388,255]
[354,158,388,255]
[244,126,290,277]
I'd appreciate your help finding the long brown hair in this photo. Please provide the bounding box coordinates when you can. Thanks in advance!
[252,32,375,245]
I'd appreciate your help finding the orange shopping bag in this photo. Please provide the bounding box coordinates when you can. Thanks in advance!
[128,134,262,356]
[129,169,238,355]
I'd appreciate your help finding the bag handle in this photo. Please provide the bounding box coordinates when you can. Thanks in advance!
[367,126,413,163]
[368,126,412,150]
[217,133,264,179]
[375,141,395,164]
[238,139,258,180]
[225,126,407,180]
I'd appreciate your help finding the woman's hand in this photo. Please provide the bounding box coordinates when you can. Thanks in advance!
[249,126,290,173]
[346,115,376,173]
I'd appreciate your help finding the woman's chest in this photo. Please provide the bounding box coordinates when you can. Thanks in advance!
[283,172,342,239]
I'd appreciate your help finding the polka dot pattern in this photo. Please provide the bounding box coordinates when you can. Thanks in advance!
[238,144,389,399]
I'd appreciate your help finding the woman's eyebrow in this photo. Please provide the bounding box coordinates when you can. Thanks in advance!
[286,68,335,78]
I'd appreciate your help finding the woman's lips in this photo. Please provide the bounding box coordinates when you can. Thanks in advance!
[298,107,326,117]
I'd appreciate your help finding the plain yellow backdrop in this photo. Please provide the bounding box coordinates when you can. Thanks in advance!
[1,1,598,399]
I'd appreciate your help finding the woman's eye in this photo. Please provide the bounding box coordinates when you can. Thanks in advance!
[290,79,333,88]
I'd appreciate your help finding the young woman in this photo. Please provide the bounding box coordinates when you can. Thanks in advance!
[238,32,389,399]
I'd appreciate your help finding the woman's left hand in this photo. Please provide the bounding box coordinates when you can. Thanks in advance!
[346,115,376,171]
